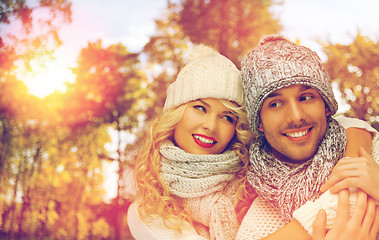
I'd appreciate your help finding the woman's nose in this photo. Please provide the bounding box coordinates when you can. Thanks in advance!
[202,114,217,131]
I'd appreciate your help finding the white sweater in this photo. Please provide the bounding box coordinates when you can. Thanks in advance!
[127,201,207,240]
[235,117,379,240]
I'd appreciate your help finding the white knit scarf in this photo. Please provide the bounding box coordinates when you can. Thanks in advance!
[160,141,242,198]
[247,118,347,222]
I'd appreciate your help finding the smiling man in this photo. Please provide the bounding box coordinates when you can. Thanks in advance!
[236,35,379,239]
[258,84,329,163]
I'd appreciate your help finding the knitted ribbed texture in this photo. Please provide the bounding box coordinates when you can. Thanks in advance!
[160,141,241,239]
[236,196,286,240]
[160,141,241,198]
[184,184,239,240]
[241,35,338,134]
[293,190,356,233]
[293,189,379,240]
[236,117,379,240]
[164,45,243,111]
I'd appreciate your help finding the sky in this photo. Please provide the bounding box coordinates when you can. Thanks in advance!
[58,0,379,59]
[10,0,379,201]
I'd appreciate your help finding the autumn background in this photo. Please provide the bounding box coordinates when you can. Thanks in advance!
[0,0,378,239]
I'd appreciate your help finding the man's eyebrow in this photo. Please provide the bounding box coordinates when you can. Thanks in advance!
[300,85,312,91]
[266,92,281,99]
[266,85,313,99]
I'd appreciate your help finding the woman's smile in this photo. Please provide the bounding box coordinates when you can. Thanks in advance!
[192,134,217,148]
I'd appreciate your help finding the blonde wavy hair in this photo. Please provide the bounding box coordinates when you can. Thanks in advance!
[134,98,255,230]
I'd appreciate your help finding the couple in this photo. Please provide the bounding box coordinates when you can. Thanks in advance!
[128,35,379,239]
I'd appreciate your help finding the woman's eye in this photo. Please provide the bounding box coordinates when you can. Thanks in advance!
[223,115,236,124]
[193,105,206,112]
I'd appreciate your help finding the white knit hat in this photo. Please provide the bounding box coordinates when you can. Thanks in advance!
[163,45,243,111]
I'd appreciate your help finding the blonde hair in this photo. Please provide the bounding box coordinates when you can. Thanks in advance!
[134,99,254,230]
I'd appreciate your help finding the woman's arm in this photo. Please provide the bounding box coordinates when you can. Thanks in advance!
[264,190,379,240]
[312,190,379,240]
[262,219,311,240]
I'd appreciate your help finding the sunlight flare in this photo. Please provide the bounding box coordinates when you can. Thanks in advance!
[15,53,76,98]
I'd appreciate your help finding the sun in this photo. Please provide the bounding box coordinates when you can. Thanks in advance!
[15,52,76,98]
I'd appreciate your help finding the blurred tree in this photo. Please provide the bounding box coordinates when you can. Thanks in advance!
[62,41,147,129]
[173,0,282,66]
[0,0,72,74]
[0,2,72,224]
[64,40,149,240]
[0,115,110,239]
[322,33,379,124]
[142,4,191,121]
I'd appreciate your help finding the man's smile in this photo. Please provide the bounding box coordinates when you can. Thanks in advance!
[282,127,313,142]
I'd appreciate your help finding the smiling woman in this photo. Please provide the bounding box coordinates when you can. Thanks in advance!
[15,53,76,98]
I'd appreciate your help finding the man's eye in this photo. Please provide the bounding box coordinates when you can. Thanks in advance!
[270,102,282,108]
[193,105,206,112]
[300,95,313,101]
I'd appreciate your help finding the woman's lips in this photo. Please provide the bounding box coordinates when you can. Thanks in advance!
[192,134,217,148]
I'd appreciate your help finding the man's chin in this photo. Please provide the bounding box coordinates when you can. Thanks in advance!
[274,148,317,164]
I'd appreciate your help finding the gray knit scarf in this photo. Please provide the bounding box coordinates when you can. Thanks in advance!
[160,141,242,198]
[247,118,347,222]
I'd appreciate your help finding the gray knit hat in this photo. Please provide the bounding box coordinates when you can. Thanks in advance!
[164,45,243,111]
[241,35,338,134]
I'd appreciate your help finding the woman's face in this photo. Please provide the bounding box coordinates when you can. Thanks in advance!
[173,98,237,154]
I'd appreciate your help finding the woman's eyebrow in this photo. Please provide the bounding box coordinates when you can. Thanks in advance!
[197,99,210,108]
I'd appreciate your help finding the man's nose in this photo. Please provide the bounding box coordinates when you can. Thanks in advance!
[287,100,305,123]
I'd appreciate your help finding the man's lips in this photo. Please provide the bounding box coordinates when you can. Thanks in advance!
[192,134,217,148]
[282,127,313,142]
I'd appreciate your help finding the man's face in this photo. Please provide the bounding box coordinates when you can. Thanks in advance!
[259,85,330,163]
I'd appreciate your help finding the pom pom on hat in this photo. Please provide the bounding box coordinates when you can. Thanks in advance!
[163,44,243,111]
[241,35,338,135]
[188,44,219,62]
[258,35,288,46]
